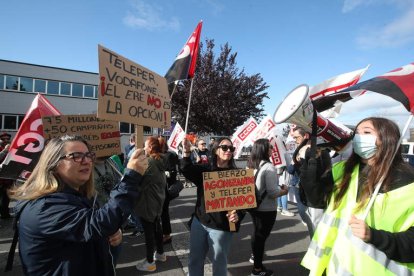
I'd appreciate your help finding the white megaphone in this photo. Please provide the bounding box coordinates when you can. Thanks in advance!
[273,84,352,149]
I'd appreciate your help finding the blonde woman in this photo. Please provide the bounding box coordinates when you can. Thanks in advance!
[11,135,148,276]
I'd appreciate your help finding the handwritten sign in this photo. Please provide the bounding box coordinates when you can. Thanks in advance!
[42,114,121,158]
[97,45,171,128]
[203,169,256,213]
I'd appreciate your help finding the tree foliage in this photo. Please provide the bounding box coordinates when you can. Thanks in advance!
[170,38,269,136]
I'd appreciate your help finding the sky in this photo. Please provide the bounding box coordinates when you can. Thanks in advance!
[2,0,414,137]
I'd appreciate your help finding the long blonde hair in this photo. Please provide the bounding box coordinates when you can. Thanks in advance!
[10,135,95,200]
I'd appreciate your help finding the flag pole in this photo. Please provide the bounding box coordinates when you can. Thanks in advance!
[184,78,194,134]
[362,113,414,220]
[170,80,179,99]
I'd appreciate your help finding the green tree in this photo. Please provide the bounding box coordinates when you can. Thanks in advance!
[170,39,269,136]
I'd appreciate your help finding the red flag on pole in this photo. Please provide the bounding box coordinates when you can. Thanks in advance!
[0,94,61,179]
[165,21,203,85]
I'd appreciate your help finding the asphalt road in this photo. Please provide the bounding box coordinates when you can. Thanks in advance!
[0,186,310,276]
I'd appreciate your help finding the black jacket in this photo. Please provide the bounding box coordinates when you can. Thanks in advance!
[17,168,142,276]
[180,157,243,232]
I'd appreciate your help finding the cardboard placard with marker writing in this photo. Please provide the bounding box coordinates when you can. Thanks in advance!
[97,45,171,129]
[203,169,256,213]
[42,114,121,158]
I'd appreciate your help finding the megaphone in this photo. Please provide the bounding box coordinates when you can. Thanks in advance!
[273,84,352,148]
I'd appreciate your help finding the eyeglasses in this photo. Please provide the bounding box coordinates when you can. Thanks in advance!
[218,145,235,152]
[60,152,96,163]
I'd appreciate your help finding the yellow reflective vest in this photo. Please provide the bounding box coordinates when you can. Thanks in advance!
[302,161,414,276]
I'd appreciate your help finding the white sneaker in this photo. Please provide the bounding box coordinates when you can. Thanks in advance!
[136,259,156,272]
[281,210,295,217]
[154,252,167,262]
[277,207,282,212]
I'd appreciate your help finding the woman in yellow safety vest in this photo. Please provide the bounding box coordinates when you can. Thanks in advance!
[301,117,414,275]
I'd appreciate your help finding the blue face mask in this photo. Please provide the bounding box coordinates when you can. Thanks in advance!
[352,134,377,159]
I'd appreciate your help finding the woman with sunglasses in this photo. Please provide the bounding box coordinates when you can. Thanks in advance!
[10,135,148,276]
[181,137,241,276]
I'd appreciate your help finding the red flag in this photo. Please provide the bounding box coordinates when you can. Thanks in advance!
[0,94,61,179]
[314,63,414,114]
[165,21,203,85]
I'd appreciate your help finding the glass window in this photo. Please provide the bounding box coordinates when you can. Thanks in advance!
[120,122,130,133]
[84,85,94,98]
[0,74,4,89]
[402,144,410,154]
[47,81,59,95]
[18,115,25,128]
[72,83,83,97]
[0,115,3,129]
[5,76,19,90]
[94,86,98,98]
[143,126,151,134]
[20,77,33,92]
[60,82,71,96]
[4,115,18,130]
[34,79,46,93]
[131,124,135,133]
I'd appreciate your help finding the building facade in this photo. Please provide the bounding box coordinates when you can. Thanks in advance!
[0,59,154,151]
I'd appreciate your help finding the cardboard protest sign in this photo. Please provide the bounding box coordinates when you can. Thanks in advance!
[231,117,258,159]
[42,114,121,158]
[203,169,256,213]
[97,45,171,128]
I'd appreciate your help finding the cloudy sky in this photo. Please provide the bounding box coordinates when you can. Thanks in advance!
[2,0,414,136]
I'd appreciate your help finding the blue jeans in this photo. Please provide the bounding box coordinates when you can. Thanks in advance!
[291,185,314,238]
[277,194,288,210]
[188,217,233,276]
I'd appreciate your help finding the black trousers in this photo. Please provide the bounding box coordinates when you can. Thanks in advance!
[161,196,171,235]
[250,210,277,269]
[140,217,164,262]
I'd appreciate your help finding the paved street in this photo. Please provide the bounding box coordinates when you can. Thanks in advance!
[0,186,310,276]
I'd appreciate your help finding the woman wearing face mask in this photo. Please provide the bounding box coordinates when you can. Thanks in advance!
[301,117,414,275]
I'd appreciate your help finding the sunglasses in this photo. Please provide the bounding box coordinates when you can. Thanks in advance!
[60,152,96,163]
[218,145,235,153]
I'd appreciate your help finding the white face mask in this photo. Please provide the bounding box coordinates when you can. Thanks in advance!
[352,134,377,159]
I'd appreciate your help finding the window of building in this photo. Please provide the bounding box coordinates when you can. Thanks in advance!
[60,82,71,96]
[0,74,4,89]
[144,126,151,134]
[34,79,46,93]
[94,86,98,98]
[20,77,33,92]
[72,83,83,97]
[4,115,18,130]
[47,81,59,95]
[84,85,94,98]
[120,122,130,133]
[18,115,25,128]
[5,76,19,90]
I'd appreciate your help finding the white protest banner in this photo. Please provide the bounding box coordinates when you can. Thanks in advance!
[250,115,277,143]
[231,117,258,159]
[264,128,287,168]
[97,45,171,128]
[167,122,185,153]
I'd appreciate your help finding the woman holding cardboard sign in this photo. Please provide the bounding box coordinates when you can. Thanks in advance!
[181,137,241,276]
[247,138,288,276]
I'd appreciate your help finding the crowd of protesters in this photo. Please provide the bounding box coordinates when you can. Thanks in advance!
[2,118,414,276]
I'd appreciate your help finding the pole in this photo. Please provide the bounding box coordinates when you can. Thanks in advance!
[184,78,195,134]
[170,80,178,99]
[362,113,414,220]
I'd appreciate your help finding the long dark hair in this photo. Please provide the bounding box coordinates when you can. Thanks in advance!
[210,137,237,170]
[247,138,271,169]
[333,117,405,210]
